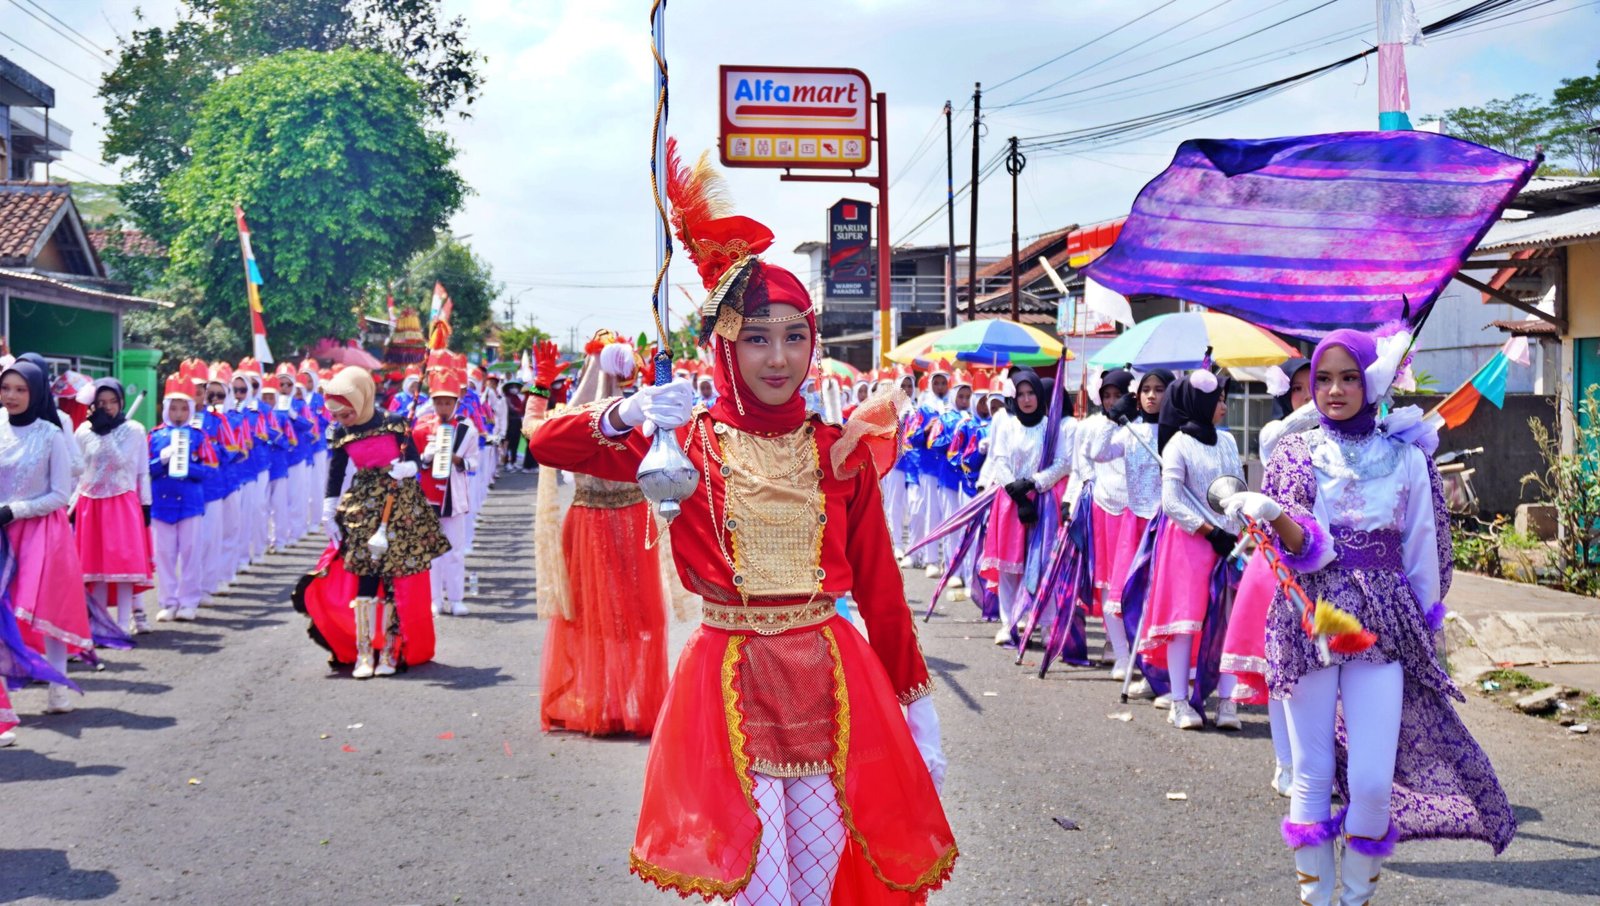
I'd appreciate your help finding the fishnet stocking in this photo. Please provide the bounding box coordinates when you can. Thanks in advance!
[784,774,845,905]
[735,773,846,905]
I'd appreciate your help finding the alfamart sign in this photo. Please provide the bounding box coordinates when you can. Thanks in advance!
[719,66,872,169]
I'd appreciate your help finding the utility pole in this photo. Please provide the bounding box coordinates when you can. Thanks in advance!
[944,100,956,329]
[1005,136,1026,323]
[966,83,981,321]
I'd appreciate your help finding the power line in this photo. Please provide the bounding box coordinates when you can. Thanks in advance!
[0,28,100,87]
[993,0,1343,111]
[988,0,1183,94]
[19,0,114,55]
[4,0,114,69]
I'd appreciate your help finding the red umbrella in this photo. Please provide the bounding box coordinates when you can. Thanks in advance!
[311,338,382,370]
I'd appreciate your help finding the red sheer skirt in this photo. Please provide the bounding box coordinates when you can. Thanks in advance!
[539,500,668,737]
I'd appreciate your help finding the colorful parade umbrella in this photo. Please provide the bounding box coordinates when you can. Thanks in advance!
[885,329,956,368]
[1088,311,1297,370]
[1083,131,1539,339]
[818,358,861,382]
[930,318,1066,368]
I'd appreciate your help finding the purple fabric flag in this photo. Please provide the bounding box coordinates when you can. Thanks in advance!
[1083,131,1537,339]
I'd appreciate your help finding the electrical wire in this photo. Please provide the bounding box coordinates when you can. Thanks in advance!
[4,0,113,68]
[0,29,100,87]
[988,0,1183,94]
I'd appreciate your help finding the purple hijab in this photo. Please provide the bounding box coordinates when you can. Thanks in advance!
[1309,329,1378,437]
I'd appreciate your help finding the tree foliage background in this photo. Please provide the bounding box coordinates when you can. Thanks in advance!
[164,49,465,354]
[100,0,483,243]
[1439,59,1600,174]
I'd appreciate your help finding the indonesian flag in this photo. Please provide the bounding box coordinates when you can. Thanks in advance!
[428,281,454,351]
[234,205,274,364]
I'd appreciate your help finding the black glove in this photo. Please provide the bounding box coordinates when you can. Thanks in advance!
[142,504,152,526]
[1005,479,1038,525]
[1108,393,1139,424]
[1206,526,1238,559]
[0,505,12,528]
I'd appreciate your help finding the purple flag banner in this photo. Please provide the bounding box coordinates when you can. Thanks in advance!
[1083,131,1537,338]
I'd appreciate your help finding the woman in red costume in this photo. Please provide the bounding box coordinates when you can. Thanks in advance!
[532,332,671,737]
[525,143,955,904]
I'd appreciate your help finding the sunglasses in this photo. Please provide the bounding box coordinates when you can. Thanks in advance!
[233,387,248,394]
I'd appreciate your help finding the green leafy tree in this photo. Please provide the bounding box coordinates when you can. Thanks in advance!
[1440,93,1550,160]
[1549,62,1600,176]
[497,323,553,365]
[165,49,465,355]
[385,236,502,352]
[123,282,243,363]
[100,0,484,241]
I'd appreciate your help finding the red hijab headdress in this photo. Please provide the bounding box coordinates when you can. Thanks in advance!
[667,139,815,436]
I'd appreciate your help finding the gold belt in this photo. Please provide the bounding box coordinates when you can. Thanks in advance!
[572,485,645,509]
[701,599,836,636]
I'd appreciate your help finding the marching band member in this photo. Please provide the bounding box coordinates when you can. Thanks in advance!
[297,367,449,678]
[72,377,152,634]
[1224,329,1514,904]
[526,148,954,902]
[413,366,478,617]
[255,379,296,553]
[2,358,90,713]
[148,374,218,622]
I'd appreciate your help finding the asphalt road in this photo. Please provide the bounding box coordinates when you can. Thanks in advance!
[4,470,1597,905]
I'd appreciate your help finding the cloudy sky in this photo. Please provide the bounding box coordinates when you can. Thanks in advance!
[5,0,1597,345]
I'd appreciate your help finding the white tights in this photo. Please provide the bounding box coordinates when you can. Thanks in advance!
[88,581,138,632]
[1269,697,1292,769]
[1164,634,1236,703]
[1283,660,1403,838]
[1104,608,1130,663]
[44,637,69,687]
[737,773,847,906]
[996,572,1024,638]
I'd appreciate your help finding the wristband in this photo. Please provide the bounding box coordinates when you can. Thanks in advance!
[530,385,552,399]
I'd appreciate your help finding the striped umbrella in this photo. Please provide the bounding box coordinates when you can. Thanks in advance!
[1088,311,1297,370]
[818,358,862,382]
[930,318,1066,368]
[886,329,956,368]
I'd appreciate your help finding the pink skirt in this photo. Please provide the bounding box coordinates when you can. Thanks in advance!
[1106,512,1150,617]
[1090,504,1130,618]
[1136,520,1218,664]
[1220,549,1275,705]
[76,492,154,587]
[980,484,1064,580]
[7,511,91,652]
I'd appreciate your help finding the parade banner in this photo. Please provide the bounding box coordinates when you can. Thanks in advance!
[826,199,873,298]
[720,66,871,169]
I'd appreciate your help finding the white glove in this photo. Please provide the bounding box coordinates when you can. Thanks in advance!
[420,442,437,466]
[388,460,418,481]
[159,445,175,464]
[978,438,990,454]
[321,497,342,545]
[905,698,947,795]
[615,379,694,431]
[1222,491,1283,523]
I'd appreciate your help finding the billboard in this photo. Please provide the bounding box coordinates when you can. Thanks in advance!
[720,66,872,170]
[826,199,873,298]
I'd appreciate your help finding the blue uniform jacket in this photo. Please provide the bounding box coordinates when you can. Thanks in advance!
[149,425,216,523]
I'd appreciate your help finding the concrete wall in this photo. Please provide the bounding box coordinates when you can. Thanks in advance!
[1395,392,1558,517]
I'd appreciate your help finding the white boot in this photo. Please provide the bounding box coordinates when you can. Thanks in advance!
[1339,826,1396,906]
[1293,839,1337,906]
[350,597,377,679]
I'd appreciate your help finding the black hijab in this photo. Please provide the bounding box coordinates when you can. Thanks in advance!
[1134,369,1175,424]
[1098,368,1134,410]
[1157,371,1225,453]
[2,360,56,429]
[88,377,128,435]
[1273,358,1311,419]
[1008,368,1049,427]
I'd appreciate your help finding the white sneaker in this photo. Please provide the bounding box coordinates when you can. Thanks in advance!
[155,608,176,622]
[1170,700,1203,730]
[924,564,942,579]
[175,608,198,622]
[432,599,447,616]
[45,685,76,714]
[0,729,15,747]
[1153,692,1172,710]
[994,625,1012,645]
[450,601,469,617]
[1111,658,1129,682]
[893,547,905,560]
[374,662,397,677]
[1272,763,1294,798]
[897,555,915,568]
[1215,700,1242,731]
[1127,679,1153,699]
[948,575,965,589]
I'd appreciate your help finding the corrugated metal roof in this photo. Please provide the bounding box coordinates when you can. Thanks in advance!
[1519,175,1600,197]
[1476,206,1600,253]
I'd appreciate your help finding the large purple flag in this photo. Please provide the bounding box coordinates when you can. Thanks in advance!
[1083,131,1537,338]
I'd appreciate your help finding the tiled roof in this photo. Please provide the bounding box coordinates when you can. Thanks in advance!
[0,182,70,266]
[87,227,167,258]
[1489,318,1559,336]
